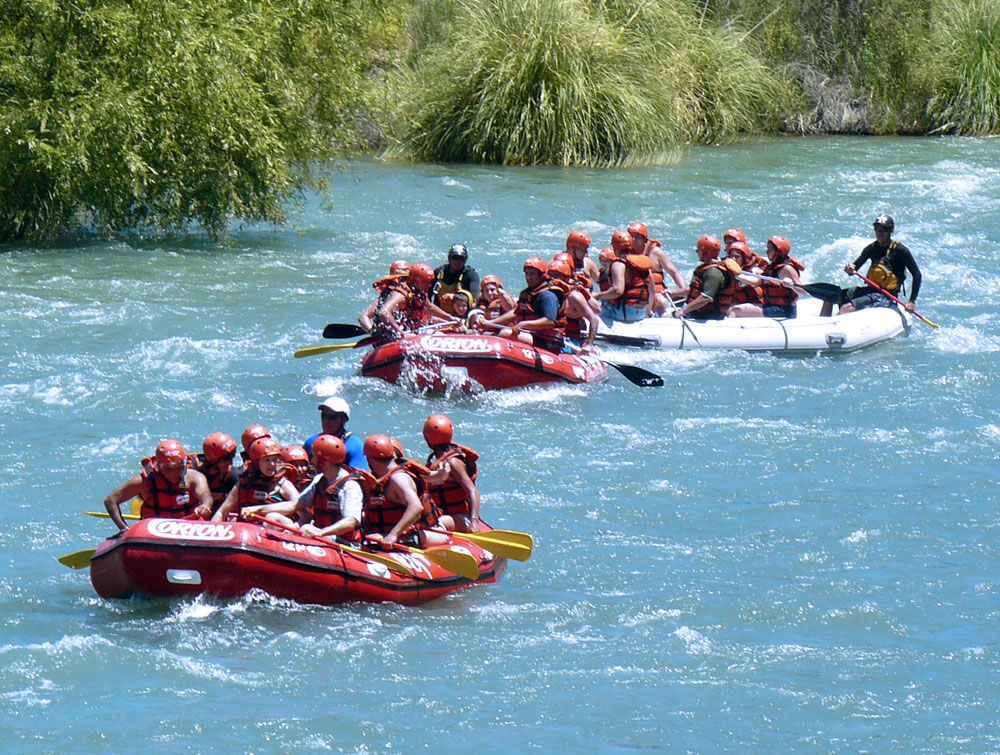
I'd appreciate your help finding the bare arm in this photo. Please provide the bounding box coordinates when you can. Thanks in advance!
[104,474,145,531]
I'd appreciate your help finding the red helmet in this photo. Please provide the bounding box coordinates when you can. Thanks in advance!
[598,247,615,263]
[726,241,750,261]
[311,434,346,466]
[423,413,454,446]
[767,235,791,258]
[548,258,573,279]
[390,437,405,459]
[202,432,236,463]
[409,263,435,286]
[241,424,270,451]
[566,230,591,250]
[480,274,503,294]
[248,437,282,465]
[281,445,310,465]
[611,230,632,253]
[627,221,648,240]
[155,439,186,466]
[364,434,396,461]
[696,235,721,256]
[723,228,747,246]
[523,256,548,274]
[389,259,411,275]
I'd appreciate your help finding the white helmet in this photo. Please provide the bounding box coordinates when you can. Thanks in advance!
[317,396,350,420]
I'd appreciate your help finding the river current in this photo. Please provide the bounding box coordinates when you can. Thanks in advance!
[2,137,998,752]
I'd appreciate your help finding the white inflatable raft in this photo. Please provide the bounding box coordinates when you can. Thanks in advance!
[597,299,912,354]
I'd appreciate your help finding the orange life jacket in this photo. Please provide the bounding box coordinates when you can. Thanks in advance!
[426,444,479,518]
[361,460,440,537]
[686,258,741,317]
[642,240,666,294]
[139,456,198,519]
[477,296,507,318]
[761,256,806,308]
[235,467,290,511]
[515,280,566,346]
[612,255,653,307]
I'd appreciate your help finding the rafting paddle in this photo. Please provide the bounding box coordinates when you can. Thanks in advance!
[294,341,364,358]
[592,332,660,348]
[737,273,843,303]
[85,511,139,520]
[381,541,482,580]
[853,272,939,328]
[323,323,368,339]
[424,528,532,561]
[58,548,96,569]
[246,514,417,577]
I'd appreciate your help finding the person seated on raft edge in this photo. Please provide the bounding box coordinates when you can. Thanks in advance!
[628,221,686,301]
[475,274,516,319]
[547,255,599,353]
[723,228,767,272]
[565,230,601,285]
[668,235,742,321]
[359,260,411,334]
[421,414,481,534]
[820,214,922,317]
[103,439,214,532]
[433,243,480,314]
[262,434,365,542]
[190,432,240,516]
[212,437,299,522]
[375,262,454,341]
[728,235,805,319]
[360,434,450,550]
[593,230,656,325]
[439,289,477,333]
[486,256,567,354]
[725,242,765,307]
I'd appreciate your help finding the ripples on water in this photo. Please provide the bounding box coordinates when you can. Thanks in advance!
[2,137,999,751]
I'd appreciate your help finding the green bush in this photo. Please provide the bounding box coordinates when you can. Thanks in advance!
[0,0,385,242]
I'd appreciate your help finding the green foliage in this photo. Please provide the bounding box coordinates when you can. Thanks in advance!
[390,0,790,166]
[926,0,1000,134]
[0,0,385,242]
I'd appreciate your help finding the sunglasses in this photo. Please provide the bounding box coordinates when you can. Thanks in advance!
[320,411,346,420]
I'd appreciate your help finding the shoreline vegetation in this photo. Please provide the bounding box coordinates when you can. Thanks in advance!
[1,0,998,241]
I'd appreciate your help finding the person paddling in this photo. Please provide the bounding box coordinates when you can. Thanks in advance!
[377,262,452,338]
[212,438,299,522]
[422,414,481,534]
[488,257,566,353]
[279,434,365,541]
[728,235,805,319]
[103,439,213,531]
[670,235,742,320]
[359,259,410,337]
[821,214,922,316]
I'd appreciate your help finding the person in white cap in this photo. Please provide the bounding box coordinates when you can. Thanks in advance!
[303,397,367,470]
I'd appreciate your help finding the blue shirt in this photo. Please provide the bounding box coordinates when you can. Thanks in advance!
[303,431,368,471]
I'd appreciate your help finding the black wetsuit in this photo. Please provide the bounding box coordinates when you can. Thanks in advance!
[845,239,922,308]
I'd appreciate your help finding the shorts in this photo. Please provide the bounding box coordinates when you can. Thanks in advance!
[846,291,894,310]
[600,302,647,326]
[763,304,796,318]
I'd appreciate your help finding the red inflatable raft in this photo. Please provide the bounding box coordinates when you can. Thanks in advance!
[360,332,608,392]
[90,518,505,606]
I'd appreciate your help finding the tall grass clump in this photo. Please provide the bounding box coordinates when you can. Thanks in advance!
[926,0,1000,133]
[392,0,685,166]
[0,0,387,242]
[391,0,790,166]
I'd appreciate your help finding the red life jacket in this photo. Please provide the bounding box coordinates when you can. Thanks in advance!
[361,460,440,537]
[139,457,197,519]
[190,454,239,509]
[612,255,653,307]
[425,444,479,518]
[686,258,741,317]
[515,280,566,347]
[761,256,806,308]
[642,240,666,294]
[399,290,430,331]
[309,467,364,540]
[476,295,507,318]
[235,467,290,511]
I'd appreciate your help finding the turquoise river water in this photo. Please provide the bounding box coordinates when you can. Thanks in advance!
[2,137,999,752]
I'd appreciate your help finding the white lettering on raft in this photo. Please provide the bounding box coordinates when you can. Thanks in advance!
[419,335,494,354]
[147,520,236,541]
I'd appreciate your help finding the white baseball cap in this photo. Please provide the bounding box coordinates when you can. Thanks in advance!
[317,396,350,420]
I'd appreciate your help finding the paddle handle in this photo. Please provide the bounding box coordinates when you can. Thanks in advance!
[853,272,938,328]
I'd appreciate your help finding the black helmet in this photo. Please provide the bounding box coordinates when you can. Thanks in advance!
[448,243,468,260]
[873,214,894,232]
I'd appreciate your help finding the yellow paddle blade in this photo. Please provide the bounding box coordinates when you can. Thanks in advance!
[129,497,142,515]
[480,529,534,551]
[339,544,416,577]
[449,531,531,561]
[294,342,360,358]
[417,546,481,580]
[58,548,96,569]
[84,511,139,520]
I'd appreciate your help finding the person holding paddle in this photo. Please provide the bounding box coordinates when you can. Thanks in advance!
[728,235,805,318]
[822,214,922,316]
[422,414,481,534]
